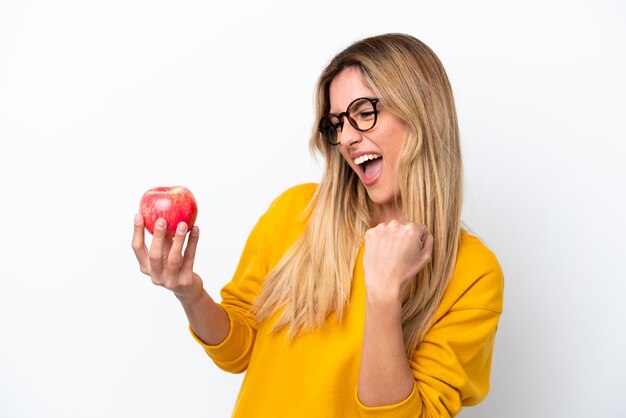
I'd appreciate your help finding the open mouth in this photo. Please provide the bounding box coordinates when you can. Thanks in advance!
[354,154,383,183]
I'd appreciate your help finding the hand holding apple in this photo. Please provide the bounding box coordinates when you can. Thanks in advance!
[139,186,198,239]
[133,186,203,302]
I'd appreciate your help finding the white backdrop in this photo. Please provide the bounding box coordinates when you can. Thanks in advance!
[1,1,625,417]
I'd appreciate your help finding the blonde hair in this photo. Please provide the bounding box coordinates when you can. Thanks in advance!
[254,33,462,357]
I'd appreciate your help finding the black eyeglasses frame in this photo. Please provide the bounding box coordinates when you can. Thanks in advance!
[318,97,380,146]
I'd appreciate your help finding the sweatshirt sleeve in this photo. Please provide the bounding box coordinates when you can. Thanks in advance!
[356,238,504,418]
[189,210,271,373]
[189,183,317,373]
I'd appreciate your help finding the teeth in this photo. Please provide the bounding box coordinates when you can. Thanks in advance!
[354,154,382,165]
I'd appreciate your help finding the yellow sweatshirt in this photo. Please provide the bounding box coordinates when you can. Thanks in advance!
[190,183,504,418]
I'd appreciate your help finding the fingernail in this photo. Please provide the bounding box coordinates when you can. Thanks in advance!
[191,226,199,237]
[134,214,142,225]
[177,222,187,233]
[156,218,166,229]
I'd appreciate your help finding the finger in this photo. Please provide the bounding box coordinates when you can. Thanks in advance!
[421,233,434,263]
[166,222,188,271]
[148,218,167,274]
[132,213,151,275]
[412,223,427,244]
[162,236,174,260]
[181,226,200,273]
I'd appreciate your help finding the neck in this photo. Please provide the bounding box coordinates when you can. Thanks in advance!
[377,202,402,224]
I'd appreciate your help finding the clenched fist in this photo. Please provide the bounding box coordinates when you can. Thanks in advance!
[362,220,433,303]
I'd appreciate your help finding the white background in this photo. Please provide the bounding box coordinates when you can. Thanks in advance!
[1,0,625,417]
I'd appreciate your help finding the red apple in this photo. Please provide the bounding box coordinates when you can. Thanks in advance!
[139,186,198,239]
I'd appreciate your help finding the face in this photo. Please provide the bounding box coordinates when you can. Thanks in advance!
[328,66,407,220]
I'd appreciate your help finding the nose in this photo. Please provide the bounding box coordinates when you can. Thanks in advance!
[338,119,362,147]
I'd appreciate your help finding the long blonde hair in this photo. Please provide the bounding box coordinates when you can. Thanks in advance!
[254,33,462,357]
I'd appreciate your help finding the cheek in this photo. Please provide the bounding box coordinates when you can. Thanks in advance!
[379,129,406,179]
[384,127,406,160]
[339,147,353,166]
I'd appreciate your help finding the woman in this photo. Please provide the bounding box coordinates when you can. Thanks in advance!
[132,33,504,417]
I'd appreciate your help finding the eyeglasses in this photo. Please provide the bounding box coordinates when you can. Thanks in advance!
[318,97,379,146]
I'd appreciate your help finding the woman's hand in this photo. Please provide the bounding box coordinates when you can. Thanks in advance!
[362,220,433,303]
[132,214,204,304]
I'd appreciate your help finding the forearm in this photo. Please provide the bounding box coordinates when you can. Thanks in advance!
[177,288,230,346]
[358,294,415,407]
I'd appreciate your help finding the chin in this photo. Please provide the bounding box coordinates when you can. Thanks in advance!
[363,180,401,218]
[365,187,396,206]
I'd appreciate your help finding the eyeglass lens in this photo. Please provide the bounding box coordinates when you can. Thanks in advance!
[321,98,377,145]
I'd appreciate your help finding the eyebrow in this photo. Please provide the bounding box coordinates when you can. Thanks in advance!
[328,105,349,116]
[329,97,376,115]
[328,103,346,115]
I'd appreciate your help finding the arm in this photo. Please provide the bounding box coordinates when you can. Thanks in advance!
[177,286,230,346]
[187,214,270,373]
[358,293,415,406]
[357,227,504,417]
[358,220,432,407]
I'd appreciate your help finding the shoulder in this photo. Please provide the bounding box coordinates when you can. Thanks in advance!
[436,231,504,316]
[265,183,318,215]
[456,232,502,280]
[256,183,318,241]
